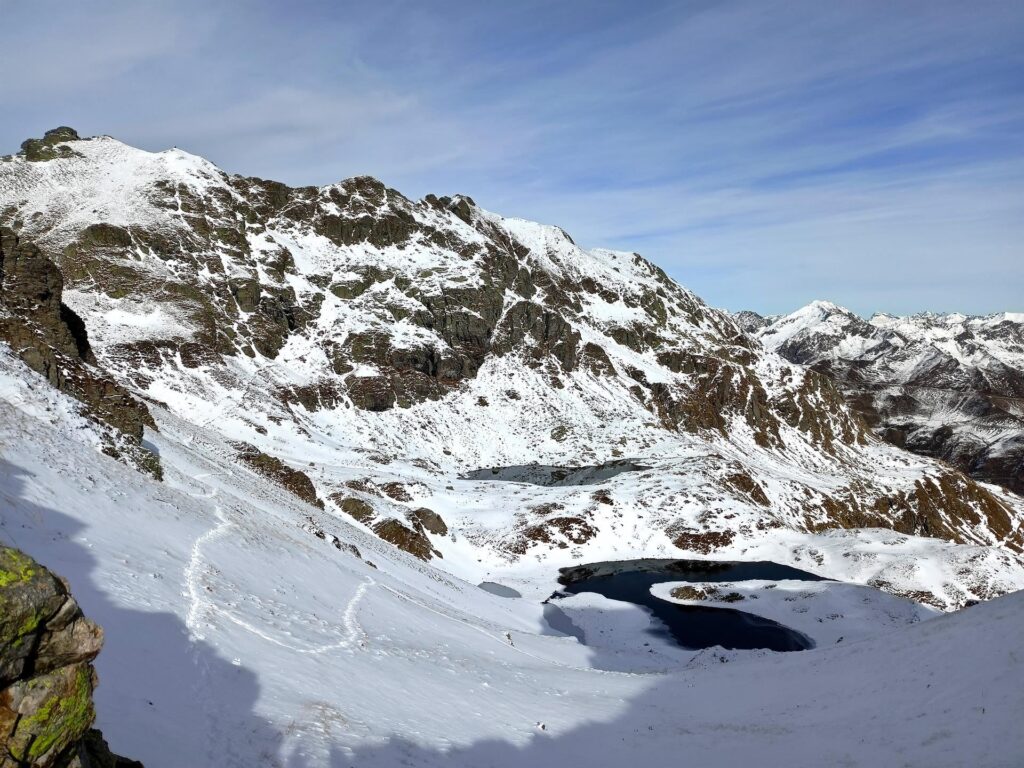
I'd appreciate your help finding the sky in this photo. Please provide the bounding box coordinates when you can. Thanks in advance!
[1,0,1022,316]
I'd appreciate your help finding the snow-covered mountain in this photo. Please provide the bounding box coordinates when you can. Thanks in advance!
[0,309,1020,767]
[3,127,1024,766]
[1,128,1023,612]
[747,301,1024,494]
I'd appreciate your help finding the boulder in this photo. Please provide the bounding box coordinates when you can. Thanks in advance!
[0,547,139,767]
[19,128,82,162]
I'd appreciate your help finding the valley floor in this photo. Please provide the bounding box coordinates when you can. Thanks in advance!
[0,352,1020,767]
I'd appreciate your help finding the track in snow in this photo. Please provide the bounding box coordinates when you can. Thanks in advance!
[183,472,371,653]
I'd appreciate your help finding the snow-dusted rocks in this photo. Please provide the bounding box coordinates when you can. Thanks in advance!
[749,302,1024,494]
[1,129,1023,607]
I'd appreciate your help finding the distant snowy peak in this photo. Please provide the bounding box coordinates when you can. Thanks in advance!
[730,310,771,334]
[867,311,1024,373]
[753,301,1024,382]
[754,301,884,365]
[744,302,1024,494]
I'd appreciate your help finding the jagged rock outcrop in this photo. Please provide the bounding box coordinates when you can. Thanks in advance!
[328,492,447,561]
[802,469,1021,552]
[747,302,1024,494]
[1,128,1022,581]
[19,129,82,164]
[235,443,323,508]
[0,227,159,478]
[0,131,780,443]
[0,547,140,768]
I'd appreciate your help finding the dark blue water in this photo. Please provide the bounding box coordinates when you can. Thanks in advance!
[555,559,823,652]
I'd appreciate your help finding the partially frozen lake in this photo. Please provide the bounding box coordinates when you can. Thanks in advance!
[554,559,822,652]
[460,459,651,486]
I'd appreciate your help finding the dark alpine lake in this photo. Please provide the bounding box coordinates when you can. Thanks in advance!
[554,559,824,652]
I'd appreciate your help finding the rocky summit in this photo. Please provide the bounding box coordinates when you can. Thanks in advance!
[745,301,1024,495]
[0,129,1023,610]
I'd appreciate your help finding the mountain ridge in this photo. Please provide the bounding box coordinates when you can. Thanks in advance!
[744,301,1024,495]
[1,127,1023,609]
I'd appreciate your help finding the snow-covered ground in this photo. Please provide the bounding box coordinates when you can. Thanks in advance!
[3,132,1024,766]
[3,347,1023,767]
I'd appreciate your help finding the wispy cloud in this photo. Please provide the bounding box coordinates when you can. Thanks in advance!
[1,0,1021,315]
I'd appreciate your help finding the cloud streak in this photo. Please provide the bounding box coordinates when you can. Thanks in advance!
[0,0,1021,315]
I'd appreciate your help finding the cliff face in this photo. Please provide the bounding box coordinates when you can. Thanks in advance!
[0,546,139,768]
[0,227,158,478]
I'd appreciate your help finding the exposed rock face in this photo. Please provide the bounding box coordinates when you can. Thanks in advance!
[371,519,439,561]
[748,302,1024,494]
[731,310,771,334]
[803,469,1020,552]
[0,132,789,446]
[19,129,82,164]
[0,227,159,478]
[409,508,447,536]
[328,492,447,561]
[670,584,745,602]
[511,514,599,554]
[666,528,737,554]
[235,443,323,509]
[1,129,1021,576]
[0,547,140,768]
[332,495,375,524]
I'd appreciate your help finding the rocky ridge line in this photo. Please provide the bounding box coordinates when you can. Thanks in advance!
[742,303,1024,495]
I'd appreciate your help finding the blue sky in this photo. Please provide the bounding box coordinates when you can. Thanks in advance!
[1,0,1022,316]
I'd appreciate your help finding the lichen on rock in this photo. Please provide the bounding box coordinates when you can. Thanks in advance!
[19,128,83,163]
[0,546,139,767]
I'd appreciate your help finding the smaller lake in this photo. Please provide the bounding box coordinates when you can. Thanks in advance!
[461,460,650,486]
[478,581,522,599]
[555,559,823,652]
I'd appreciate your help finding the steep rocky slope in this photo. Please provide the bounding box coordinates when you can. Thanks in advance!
[1,128,1023,608]
[744,302,1024,495]
[0,546,139,767]
[0,221,158,477]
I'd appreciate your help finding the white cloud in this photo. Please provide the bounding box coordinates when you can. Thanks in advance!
[0,0,1020,315]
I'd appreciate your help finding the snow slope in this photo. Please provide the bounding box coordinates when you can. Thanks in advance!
[2,347,1023,767]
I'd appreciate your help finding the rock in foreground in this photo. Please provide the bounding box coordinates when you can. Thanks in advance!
[0,546,140,768]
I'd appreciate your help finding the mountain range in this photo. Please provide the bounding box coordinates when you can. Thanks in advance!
[2,127,1023,608]
[739,302,1024,494]
[2,128,1024,766]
